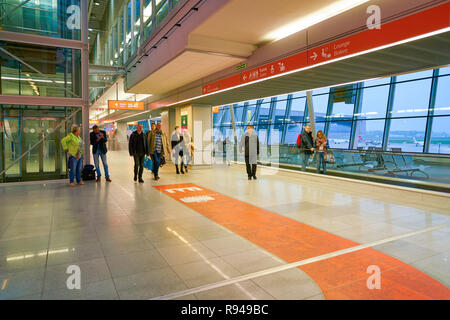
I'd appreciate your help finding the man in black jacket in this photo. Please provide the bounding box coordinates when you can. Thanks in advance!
[90,125,111,182]
[128,123,148,183]
[300,125,315,172]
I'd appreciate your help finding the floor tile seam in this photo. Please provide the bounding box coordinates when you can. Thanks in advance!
[149,222,450,300]
[92,223,120,299]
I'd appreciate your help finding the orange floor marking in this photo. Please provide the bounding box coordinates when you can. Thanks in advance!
[154,183,450,300]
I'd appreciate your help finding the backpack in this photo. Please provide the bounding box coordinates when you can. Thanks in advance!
[296,133,302,148]
[82,164,96,181]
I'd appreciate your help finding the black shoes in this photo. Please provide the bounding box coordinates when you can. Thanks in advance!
[184,166,188,173]
[139,178,144,183]
[248,176,252,180]
[248,176,257,180]
[154,176,160,181]
[253,175,257,180]
[176,165,180,174]
[134,176,137,182]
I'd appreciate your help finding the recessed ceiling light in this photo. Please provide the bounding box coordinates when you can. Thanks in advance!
[94,2,100,6]
[265,0,370,42]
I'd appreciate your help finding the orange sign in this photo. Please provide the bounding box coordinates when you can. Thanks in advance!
[89,120,99,125]
[202,2,450,95]
[108,100,145,111]
[212,106,220,113]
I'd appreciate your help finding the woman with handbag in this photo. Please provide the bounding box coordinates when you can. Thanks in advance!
[316,130,328,175]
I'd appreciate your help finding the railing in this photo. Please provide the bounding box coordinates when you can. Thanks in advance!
[213,143,450,188]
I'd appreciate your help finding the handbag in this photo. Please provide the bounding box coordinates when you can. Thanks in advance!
[325,153,335,164]
[143,156,153,170]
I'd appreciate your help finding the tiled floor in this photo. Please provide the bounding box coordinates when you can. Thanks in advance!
[0,150,449,300]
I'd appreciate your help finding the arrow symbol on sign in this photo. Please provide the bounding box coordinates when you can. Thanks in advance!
[310,52,318,61]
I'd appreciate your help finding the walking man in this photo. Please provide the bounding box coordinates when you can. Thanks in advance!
[90,125,111,182]
[300,125,315,172]
[129,123,148,183]
[239,125,259,180]
[148,122,170,181]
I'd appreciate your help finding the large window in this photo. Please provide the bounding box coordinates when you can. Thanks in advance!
[212,66,450,155]
[434,74,450,116]
[390,72,433,118]
[387,117,427,153]
[429,116,450,154]
[353,120,384,149]
[271,95,289,123]
[358,79,390,119]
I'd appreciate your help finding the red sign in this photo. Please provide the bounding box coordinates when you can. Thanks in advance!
[202,81,220,95]
[108,100,145,111]
[202,2,450,95]
[241,51,307,84]
[308,2,450,66]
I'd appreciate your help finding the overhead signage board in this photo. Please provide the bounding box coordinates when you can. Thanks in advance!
[108,100,145,111]
[202,3,450,96]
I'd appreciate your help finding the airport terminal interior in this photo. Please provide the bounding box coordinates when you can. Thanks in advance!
[0,0,449,301]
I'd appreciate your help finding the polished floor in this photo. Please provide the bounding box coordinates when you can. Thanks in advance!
[0,150,449,300]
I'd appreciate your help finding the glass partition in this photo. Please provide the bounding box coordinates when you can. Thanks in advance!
[0,0,81,40]
[212,66,450,188]
[0,41,81,98]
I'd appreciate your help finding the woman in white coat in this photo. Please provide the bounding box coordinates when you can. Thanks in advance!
[181,129,192,172]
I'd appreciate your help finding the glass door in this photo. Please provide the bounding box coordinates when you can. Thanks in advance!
[1,116,21,181]
[21,117,62,180]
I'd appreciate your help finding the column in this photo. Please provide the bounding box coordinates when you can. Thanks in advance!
[192,105,212,167]
[81,0,90,163]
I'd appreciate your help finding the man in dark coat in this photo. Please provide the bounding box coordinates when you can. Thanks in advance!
[90,125,111,182]
[128,123,148,183]
[300,125,315,172]
[239,125,260,180]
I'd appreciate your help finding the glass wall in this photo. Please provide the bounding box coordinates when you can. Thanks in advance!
[212,66,450,187]
[0,0,81,40]
[0,41,81,98]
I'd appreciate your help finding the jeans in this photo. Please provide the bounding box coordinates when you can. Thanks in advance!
[152,151,161,177]
[93,151,109,178]
[68,155,83,183]
[301,152,311,172]
[317,152,327,174]
[133,153,145,179]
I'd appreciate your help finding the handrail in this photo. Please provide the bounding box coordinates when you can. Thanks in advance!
[279,145,450,159]
[0,108,81,177]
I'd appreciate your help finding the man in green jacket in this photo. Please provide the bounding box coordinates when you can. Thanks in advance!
[61,126,84,187]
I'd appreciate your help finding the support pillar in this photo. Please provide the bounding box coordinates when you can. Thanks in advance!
[81,0,90,164]
[306,91,316,138]
[192,105,212,167]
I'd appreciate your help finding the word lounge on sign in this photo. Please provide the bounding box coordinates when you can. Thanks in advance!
[108,100,145,111]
